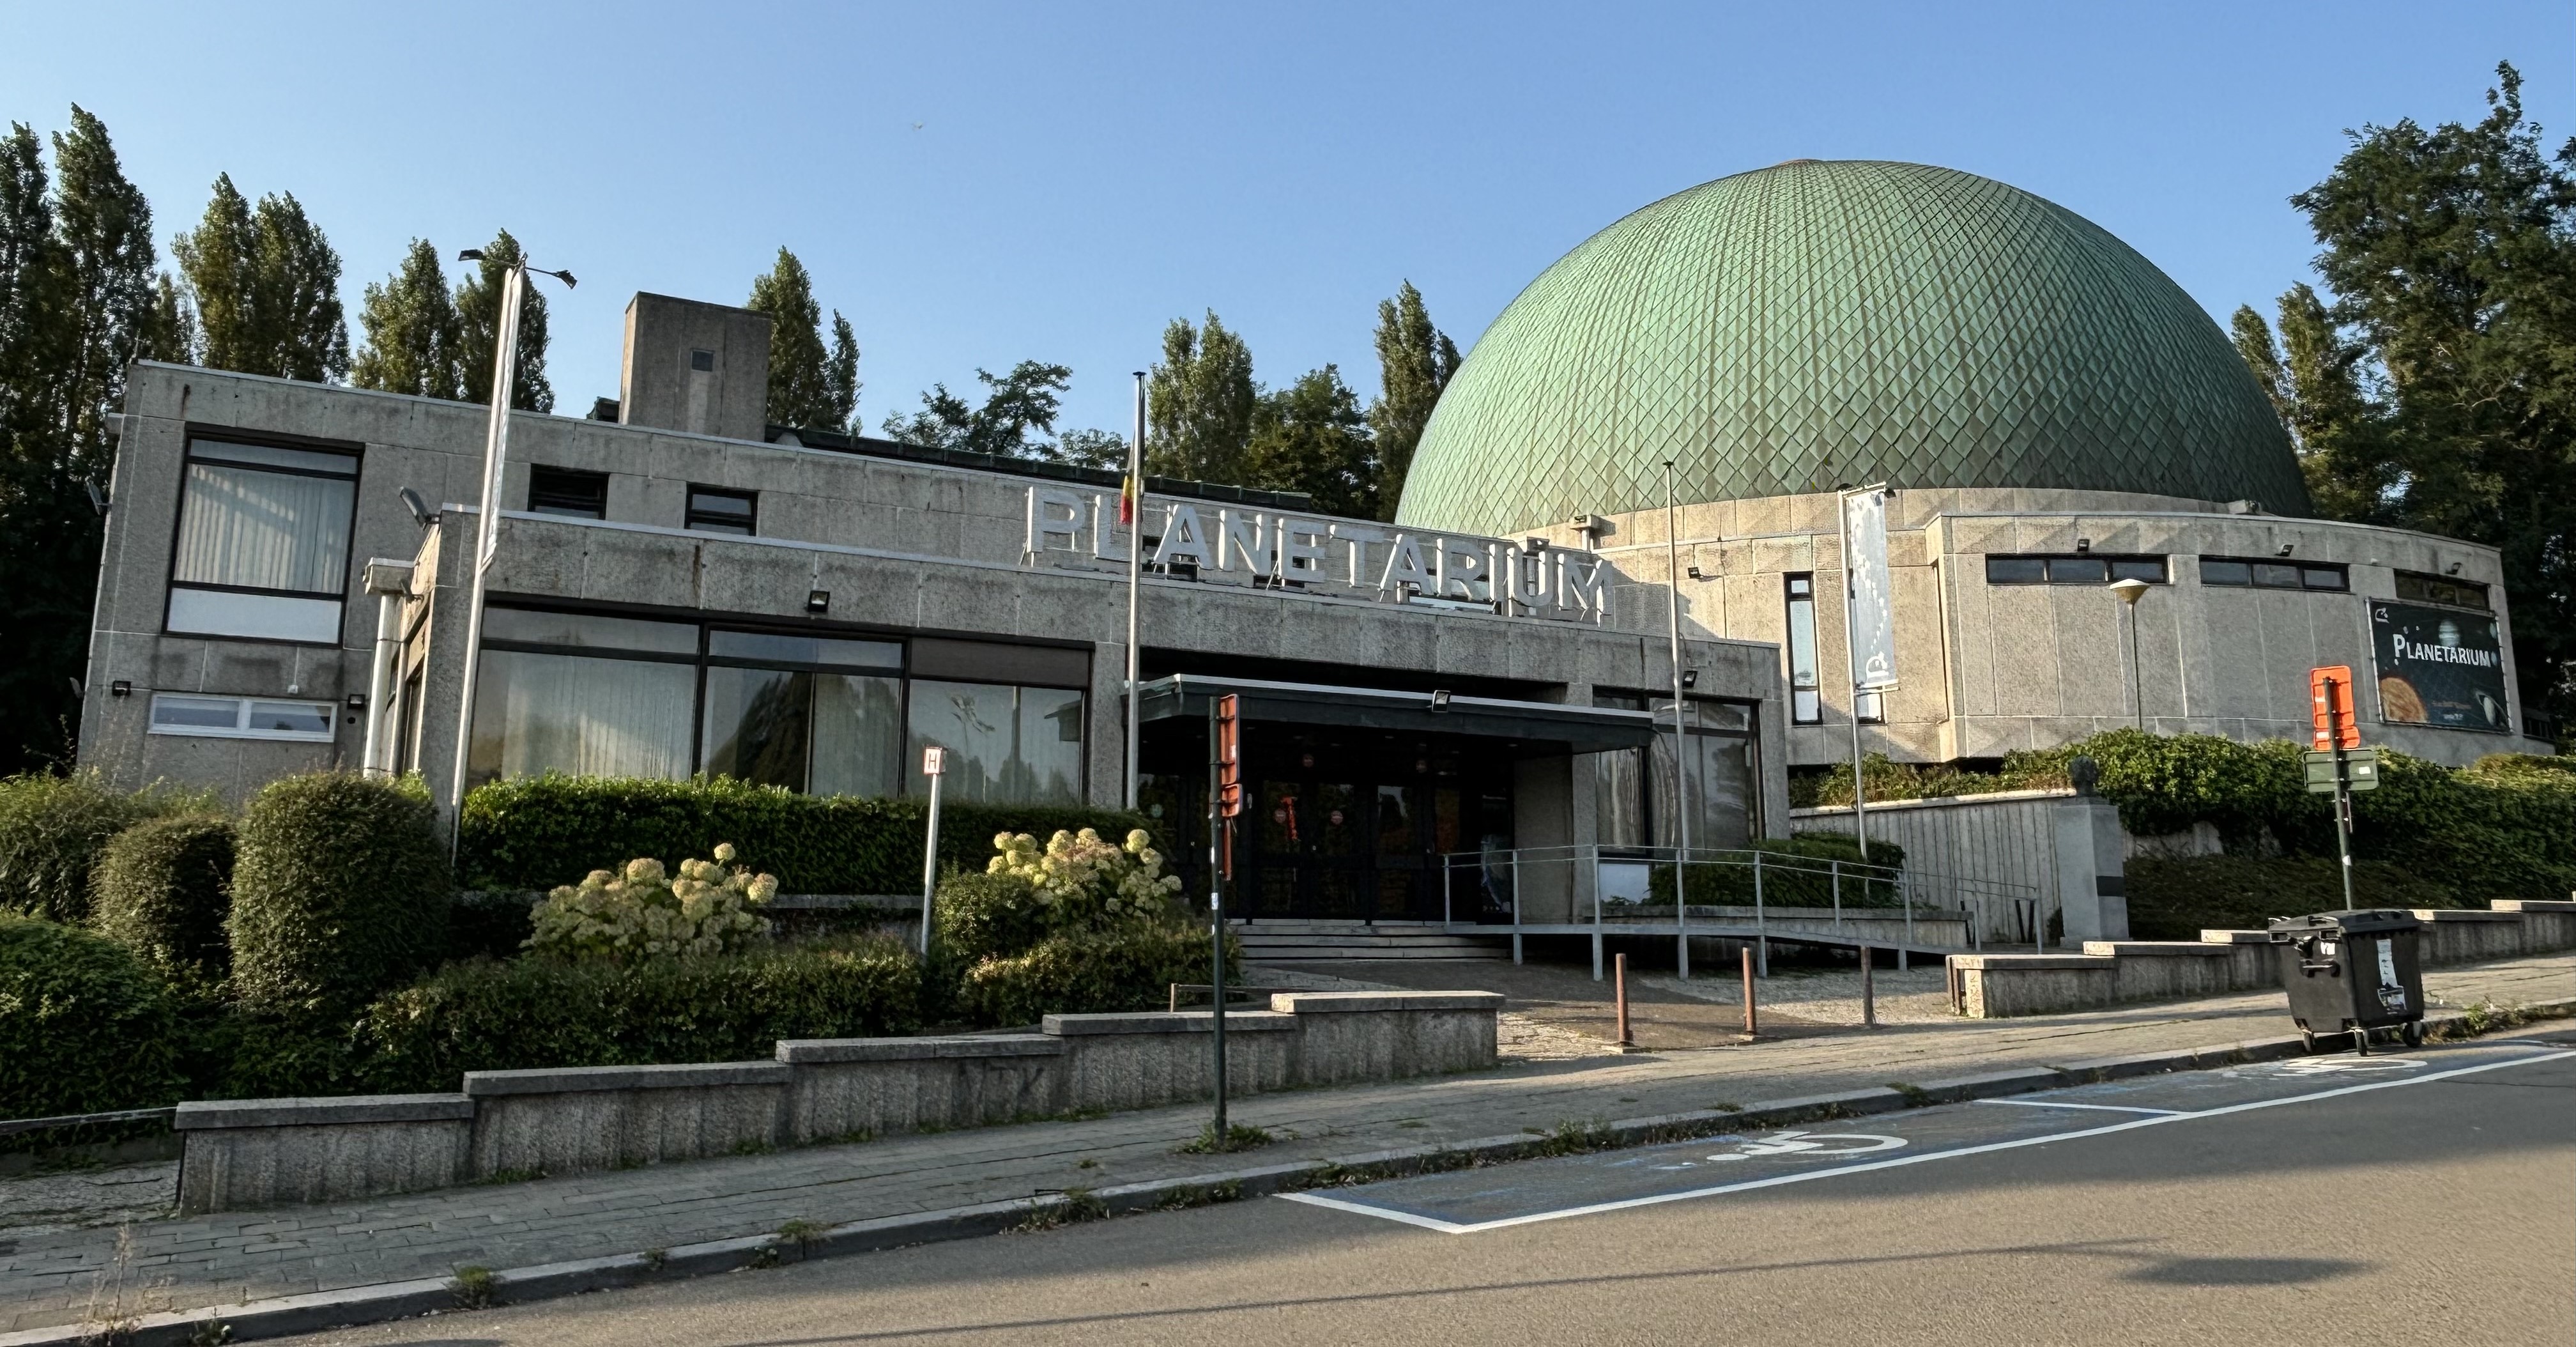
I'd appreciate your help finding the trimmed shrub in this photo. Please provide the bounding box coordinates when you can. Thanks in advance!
[457,774,1150,895]
[0,914,181,1121]
[2124,856,2469,939]
[526,845,778,960]
[229,773,451,1012]
[352,938,922,1092]
[956,925,1229,1028]
[0,771,202,923]
[933,868,1053,968]
[89,813,236,990]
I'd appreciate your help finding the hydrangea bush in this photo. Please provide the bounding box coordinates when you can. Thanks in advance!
[526,843,778,961]
[986,828,1183,923]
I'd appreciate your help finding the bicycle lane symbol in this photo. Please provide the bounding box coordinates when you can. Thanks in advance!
[1648,1130,1908,1171]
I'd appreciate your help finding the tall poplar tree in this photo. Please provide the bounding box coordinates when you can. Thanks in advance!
[1367,281,1460,519]
[172,174,349,383]
[350,238,464,399]
[747,247,859,432]
[1146,311,1255,483]
[453,231,551,411]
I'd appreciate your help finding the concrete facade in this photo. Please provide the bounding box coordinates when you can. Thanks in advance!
[1543,487,2548,769]
[80,355,1793,859]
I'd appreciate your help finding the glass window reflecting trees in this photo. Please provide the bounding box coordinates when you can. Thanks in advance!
[1784,573,1821,723]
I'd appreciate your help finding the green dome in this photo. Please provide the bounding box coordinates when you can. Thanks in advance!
[1397,160,2309,535]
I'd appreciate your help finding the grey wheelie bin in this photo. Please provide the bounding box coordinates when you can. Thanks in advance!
[2266,909,2425,1054]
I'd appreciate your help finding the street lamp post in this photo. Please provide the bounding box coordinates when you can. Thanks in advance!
[2110,576,2150,731]
[446,248,576,845]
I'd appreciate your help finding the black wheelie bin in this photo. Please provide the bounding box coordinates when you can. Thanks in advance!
[2266,909,2426,1054]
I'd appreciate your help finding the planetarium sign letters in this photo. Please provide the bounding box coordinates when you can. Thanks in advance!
[1023,486,1614,623]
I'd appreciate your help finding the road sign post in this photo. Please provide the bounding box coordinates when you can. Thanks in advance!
[1208,693,1245,1139]
[918,746,947,954]
[2308,667,2368,911]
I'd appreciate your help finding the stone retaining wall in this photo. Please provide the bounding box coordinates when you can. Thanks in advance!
[1948,900,2576,1017]
[173,990,1499,1214]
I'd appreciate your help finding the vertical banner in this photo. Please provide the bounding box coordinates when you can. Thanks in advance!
[1839,486,1899,691]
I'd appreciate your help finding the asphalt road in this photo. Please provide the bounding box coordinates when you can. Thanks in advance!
[302,1033,2576,1347]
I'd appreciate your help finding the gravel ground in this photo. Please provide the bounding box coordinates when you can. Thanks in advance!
[1639,961,1957,1026]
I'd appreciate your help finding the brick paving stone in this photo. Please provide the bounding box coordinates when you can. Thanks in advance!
[0,953,2565,1337]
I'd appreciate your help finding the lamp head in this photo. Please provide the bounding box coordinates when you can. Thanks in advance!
[2109,576,2151,605]
[457,249,484,262]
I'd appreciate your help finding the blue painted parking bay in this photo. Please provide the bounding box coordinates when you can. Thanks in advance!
[1281,1039,2575,1234]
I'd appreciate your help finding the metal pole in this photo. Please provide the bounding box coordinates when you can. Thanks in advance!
[1124,373,1146,810]
[1740,946,1757,1039]
[1614,952,1632,1049]
[2329,676,2356,912]
[362,587,401,776]
[1510,856,1522,966]
[1861,945,1876,1028]
[1901,870,1913,971]
[1753,849,1767,977]
[1831,858,1842,930]
[1206,698,1227,1137]
[918,762,942,954]
[2128,599,2144,732]
[446,264,525,846]
[1837,489,1871,861]
[1663,461,1691,979]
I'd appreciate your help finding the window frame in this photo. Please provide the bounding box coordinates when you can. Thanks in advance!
[1783,572,1822,725]
[1983,553,2168,586]
[685,484,758,535]
[527,465,610,519]
[2199,555,2348,592]
[164,433,363,646]
[2393,569,2490,611]
[146,692,339,743]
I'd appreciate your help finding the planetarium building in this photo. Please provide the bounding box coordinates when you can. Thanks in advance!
[1400,159,2545,767]
[74,159,2540,928]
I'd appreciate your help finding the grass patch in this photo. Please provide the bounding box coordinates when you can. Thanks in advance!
[773,1219,826,1258]
[1886,1082,1934,1107]
[449,1265,495,1310]
[1151,1179,1246,1210]
[1011,1187,1110,1232]
[1531,1118,1616,1157]
[1177,1122,1274,1155]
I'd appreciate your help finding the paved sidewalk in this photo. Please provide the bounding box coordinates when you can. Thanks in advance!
[4,953,2568,1339]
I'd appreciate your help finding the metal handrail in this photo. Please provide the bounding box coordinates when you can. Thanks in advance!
[0,1105,178,1137]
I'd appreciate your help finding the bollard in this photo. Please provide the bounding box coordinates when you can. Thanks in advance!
[1740,946,1758,1039]
[1614,953,1632,1049]
[1860,944,1876,1028]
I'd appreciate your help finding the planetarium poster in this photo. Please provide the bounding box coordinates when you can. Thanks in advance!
[2372,601,2509,733]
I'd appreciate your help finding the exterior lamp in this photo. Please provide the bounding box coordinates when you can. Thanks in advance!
[2110,576,2150,731]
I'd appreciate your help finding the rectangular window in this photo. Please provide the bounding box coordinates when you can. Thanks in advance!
[528,466,609,518]
[701,628,905,797]
[2201,555,2347,591]
[1986,553,2166,586]
[1784,573,1821,724]
[905,679,1085,806]
[468,650,698,788]
[2394,571,2488,610]
[148,693,337,742]
[1644,695,1761,849]
[686,486,756,535]
[165,437,358,643]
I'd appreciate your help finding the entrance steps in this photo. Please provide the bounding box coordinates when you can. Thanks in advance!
[1235,920,1512,962]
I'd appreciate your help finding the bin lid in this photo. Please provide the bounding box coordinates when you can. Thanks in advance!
[2265,909,2421,935]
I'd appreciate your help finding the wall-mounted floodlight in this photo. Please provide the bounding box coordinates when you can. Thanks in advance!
[2074,537,2092,552]
[1686,565,1706,580]
[1428,689,1453,712]
[1681,669,1698,690]
[399,487,435,529]
[2446,562,2463,576]
[2278,543,2296,557]
[806,589,832,613]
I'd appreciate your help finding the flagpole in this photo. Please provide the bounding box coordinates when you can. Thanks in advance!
[1124,373,1146,810]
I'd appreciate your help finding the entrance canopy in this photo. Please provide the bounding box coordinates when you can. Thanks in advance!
[1135,674,1659,755]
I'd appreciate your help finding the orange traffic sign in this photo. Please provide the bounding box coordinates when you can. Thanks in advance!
[2310,665,2360,750]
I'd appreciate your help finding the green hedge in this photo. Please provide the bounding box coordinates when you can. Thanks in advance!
[0,772,203,923]
[956,925,1231,1028]
[0,915,181,1122]
[2124,856,2469,939]
[1648,835,1912,909]
[458,775,1151,894]
[352,939,921,1093]
[229,773,451,1012]
[89,813,236,990]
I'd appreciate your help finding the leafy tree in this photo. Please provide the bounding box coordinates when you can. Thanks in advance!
[0,110,169,771]
[1147,311,1256,483]
[746,247,861,432]
[1367,281,1460,518]
[2232,286,2388,521]
[350,238,463,399]
[882,360,1085,459]
[172,173,349,383]
[452,231,551,411]
[1049,426,1129,470]
[2243,62,2576,721]
[1245,364,1377,516]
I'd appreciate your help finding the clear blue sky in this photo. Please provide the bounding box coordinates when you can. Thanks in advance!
[8,3,2570,437]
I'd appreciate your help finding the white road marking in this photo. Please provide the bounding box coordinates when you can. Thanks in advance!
[1279,1048,2575,1235]
[1975,1098,2186,1116]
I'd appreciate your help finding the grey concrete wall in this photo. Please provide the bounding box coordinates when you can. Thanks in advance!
[618,293,771,442]
[1951,900,2576,1017]
[173,1095,473,1216]
[1553,486,2544,770]
[1794,790,2069,941]
[171,991,1505,1212]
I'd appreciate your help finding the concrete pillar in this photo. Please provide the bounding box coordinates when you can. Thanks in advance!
[2051,794,2129,944]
